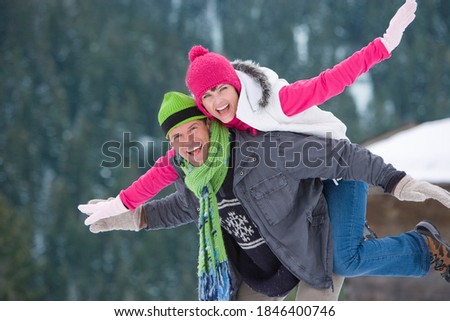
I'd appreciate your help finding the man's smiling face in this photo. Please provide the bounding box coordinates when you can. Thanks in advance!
[168,119,211,167]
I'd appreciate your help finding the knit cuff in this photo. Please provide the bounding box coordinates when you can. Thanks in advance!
[384,171,407,193]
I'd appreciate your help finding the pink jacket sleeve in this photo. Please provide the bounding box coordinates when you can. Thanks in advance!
[280,38,391,116]
[119,148,179,210]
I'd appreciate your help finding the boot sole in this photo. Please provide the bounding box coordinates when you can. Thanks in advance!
[415,220,450,258]
[415,220,444,243]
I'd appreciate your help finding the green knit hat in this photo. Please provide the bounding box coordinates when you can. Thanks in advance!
[158,91,207,137]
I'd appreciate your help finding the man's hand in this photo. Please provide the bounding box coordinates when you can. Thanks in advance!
[79,199,146,233]
[392,175,450,208]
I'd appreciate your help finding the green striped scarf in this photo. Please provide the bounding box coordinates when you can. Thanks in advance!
[180,121,232,301]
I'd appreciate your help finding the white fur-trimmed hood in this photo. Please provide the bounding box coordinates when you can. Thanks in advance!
[231,60,272,108]
[230,59,349,140]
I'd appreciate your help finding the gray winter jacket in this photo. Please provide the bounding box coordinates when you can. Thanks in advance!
[142,128,403,291]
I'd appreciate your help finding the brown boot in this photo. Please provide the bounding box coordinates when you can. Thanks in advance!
[415,220,450,282]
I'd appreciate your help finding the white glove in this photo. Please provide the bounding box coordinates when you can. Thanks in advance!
[78,196,129,225]
[392,175,450,208]
[380,0,417,53]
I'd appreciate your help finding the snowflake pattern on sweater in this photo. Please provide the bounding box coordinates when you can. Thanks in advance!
[218,198,265,249]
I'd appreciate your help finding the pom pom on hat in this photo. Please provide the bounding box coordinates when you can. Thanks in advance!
[188,45,209,62]
[185,45,241,116]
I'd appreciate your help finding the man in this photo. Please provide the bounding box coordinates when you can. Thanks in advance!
[80,92,450,301]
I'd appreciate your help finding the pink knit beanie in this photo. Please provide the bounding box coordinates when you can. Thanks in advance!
[185,45,241,116]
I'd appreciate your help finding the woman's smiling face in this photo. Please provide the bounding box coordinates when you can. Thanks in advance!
[201,84,239,124]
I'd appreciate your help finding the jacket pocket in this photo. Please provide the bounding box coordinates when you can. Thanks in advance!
[249,172,292,225]
[306,195,326,227]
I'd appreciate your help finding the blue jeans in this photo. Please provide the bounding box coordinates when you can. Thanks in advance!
[322,180,430,278]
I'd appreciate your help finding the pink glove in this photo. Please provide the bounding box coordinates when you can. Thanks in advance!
[380,0,417,53]
[78,196,128,225]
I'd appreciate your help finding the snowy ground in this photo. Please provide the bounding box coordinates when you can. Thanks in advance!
[366,118,450,184]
